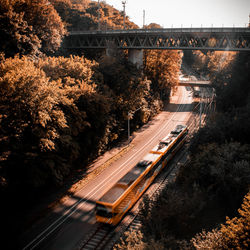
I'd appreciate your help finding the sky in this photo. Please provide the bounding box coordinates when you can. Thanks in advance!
[96,0,250,28]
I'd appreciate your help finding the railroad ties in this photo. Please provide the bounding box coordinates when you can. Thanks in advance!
[76,140,190,250]
[75,102,212,250]
[77,224,114,250]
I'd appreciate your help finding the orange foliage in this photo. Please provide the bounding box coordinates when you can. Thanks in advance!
[192,192,250,249]
[0,54,98,186]
[53,0,138,31]
[220,192,250,249]
[191,50,237,76]
[0,0,66,56]
[144,49,182,97]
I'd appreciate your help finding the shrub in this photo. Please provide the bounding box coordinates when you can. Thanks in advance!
[192,192,250,249]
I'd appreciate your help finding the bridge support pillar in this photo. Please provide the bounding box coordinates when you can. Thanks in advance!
[128,49,143,69]
[106,41,117,57]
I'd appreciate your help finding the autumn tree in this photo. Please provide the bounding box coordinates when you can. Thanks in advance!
[52,0,138,32]
[220,192,250,249]
[50,0,72,24]
[182,50,236,78]
[0,0,66,57]
[0,0,40,56]
[0,55,101,189]
[84,0,138,30]
[192,192,250,249]
[144,48,181,99]
[98,54,157,133]
[213,52,250,111]
[143,24,182,100]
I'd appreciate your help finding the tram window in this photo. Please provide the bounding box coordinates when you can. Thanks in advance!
[96,204,113,218]
[171,130,180,135]
[137,160,152,168]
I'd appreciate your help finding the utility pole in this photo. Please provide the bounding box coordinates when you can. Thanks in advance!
[199,90,204,128]
[128,111,130,142]
[143,9,145,28]
[122,1,126,29]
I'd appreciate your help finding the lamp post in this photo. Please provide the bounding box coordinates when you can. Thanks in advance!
[128,107,141,142]
[128,111,131,142]
[122,1,126,29]
[199,90,204,128]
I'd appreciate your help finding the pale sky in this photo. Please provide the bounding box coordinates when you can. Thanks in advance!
[96,0,250,28]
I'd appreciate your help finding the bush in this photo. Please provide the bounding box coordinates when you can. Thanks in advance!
[192,192,250,249]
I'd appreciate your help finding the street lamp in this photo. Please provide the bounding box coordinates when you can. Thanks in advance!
[122,1,127,29]
[128,107,141,142]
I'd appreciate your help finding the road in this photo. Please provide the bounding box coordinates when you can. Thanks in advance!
[21,86,194,250]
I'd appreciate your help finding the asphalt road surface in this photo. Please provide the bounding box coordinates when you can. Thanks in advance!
[21,86,194,250]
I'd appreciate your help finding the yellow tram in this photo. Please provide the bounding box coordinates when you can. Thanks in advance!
[95,125,188,225]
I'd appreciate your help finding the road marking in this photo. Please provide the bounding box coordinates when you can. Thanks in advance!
[23,87,188,249]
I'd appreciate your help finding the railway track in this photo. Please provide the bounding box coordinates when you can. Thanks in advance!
[118,146,189,239]
[75,93,215,250]
[22,87,190,250]
[75,147,189,250]
[77,224,114,250]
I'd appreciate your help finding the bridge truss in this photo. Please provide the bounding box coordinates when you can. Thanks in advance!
[64,27,250,51]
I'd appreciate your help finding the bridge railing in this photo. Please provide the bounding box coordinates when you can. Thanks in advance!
[69,27,250,35]
[65,27,250,51]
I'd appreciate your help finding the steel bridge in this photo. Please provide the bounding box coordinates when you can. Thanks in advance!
[64,27,250,51]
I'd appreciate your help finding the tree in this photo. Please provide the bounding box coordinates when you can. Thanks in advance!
[50,0,72,24]
[144,49,181,99]
[0,0,67,57]
[52,0,138,32]
[181,142,250,204]
[221,192,250,249]
[192,192,250,249]
[0,0,40,56]
[213,52,250,111]
[0,54,99,188]
[143,24,181,99]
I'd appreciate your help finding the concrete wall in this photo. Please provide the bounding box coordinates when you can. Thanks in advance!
[106,45,143,69]
[106,41,117,57]
[128,49,143,69]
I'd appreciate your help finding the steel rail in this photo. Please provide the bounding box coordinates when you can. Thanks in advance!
[23,88,189,250]
[75,86,216,250]
[78,107,202,250]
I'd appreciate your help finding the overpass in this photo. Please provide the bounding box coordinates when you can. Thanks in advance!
[64,27,250,51]
[64,27,250,68]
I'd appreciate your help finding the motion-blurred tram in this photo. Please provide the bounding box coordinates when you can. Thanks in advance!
[95,124,188,226]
